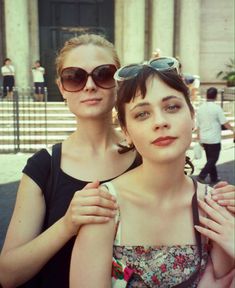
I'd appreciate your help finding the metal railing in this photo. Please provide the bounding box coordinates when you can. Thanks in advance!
[0,87,48,153]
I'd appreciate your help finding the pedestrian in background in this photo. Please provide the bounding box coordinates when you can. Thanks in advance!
[1,58,15,100]
[32,60,45,101]
[196,87,234,185]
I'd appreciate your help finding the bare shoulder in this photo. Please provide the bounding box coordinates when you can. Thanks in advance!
[112,166,138,187]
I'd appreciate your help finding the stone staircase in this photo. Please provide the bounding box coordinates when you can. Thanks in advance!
[0,99,234,153]
[0,102,76,152]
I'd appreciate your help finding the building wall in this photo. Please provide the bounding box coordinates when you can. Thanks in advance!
[200,0,234,83]
[0,0,234,97]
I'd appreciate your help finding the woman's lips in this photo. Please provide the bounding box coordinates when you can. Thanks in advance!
[152,136,177,147]
[81,98,102,104]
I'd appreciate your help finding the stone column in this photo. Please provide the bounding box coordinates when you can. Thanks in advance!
[178,0,201,75]
[150,0,174,57]
[121,0,145,64]
[4,0,30,89]
[28,0,40,70]
[114,0,124,63]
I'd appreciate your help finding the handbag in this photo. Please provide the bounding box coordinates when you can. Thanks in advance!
[193,142,203,160]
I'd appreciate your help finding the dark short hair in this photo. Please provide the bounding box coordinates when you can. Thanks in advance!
[116,67,194,129]
[4,58,11,64]
[115,67,195,174]
[206,87,217,100]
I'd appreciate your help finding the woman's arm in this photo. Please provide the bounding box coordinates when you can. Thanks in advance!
[195,196,235,278]
[0,177,117,288]
[0,175,73,287]
[70,219,116,288]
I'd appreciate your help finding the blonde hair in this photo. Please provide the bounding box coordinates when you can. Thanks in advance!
[55,34,120,79]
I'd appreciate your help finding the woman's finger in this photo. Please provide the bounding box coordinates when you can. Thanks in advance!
[227,206,235,213]
[212,181,228,189]
[205,196,232,219]
[217,199,235,207]
[212,185,235,197]
[72,215,111,225]
[77,196,118,210]
[78,188,116,201]
[198,199,224,223]
[212,191,235,201]
[199,215,222,233]
[195,225,220,244]
[78,205,117,218]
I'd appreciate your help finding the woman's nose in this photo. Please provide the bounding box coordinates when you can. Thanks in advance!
[153,112,169,130]
[84,75,97,91]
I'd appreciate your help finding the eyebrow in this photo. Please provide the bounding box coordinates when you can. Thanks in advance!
[130,95,183,111]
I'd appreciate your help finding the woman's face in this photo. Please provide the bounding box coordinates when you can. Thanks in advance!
[124,75,194,164]
[58,44,117,119]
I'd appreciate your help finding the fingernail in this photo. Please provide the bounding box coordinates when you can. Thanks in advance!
[212,195,218,200]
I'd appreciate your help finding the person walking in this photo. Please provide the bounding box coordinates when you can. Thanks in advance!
[1,58,15,100]
[32,60,45,101]
[196,87,234,185]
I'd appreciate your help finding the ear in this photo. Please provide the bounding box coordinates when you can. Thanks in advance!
[57,79,67,100]
[123,128,133,146]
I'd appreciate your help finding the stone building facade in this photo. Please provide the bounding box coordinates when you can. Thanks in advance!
[0,0,234,100]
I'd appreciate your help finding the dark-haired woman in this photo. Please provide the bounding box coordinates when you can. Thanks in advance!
[71,57,234,287]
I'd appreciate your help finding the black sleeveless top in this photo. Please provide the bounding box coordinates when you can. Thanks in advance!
[21,143,141,288]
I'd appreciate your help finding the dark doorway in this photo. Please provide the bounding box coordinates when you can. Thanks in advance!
[38,0,114,101]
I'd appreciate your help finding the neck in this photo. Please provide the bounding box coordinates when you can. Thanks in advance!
[71,115,118,154]
[137,157,188,200]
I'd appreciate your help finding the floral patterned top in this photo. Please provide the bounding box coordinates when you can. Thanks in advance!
[103,181,210,288]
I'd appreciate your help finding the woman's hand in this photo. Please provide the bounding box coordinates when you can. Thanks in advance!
[211,182,235,213]
[62,180,117,237]
[195,196,235,259]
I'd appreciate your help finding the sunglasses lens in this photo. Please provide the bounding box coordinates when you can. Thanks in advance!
[150,57,178,71]
[92,65,116,89]
[116,65,142,80]
[61,68,87,92]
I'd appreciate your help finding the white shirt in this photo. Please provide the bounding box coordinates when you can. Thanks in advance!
[1,65,15,76]
[32,67,45,82]
[196,101,227,144]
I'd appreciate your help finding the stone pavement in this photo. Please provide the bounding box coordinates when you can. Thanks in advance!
[0,142,234,250]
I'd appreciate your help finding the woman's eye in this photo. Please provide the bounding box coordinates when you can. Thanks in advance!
[166,104,181,112]
[135,111,150,120]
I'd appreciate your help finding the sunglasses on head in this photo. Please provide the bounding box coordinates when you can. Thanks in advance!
[114,57,179,82]
[60,64,117,92]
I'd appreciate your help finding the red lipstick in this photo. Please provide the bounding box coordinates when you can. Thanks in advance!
[152,136,177,147]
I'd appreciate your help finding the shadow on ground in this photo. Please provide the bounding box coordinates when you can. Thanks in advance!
[0,161,234,251]
[217,160,235,185]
